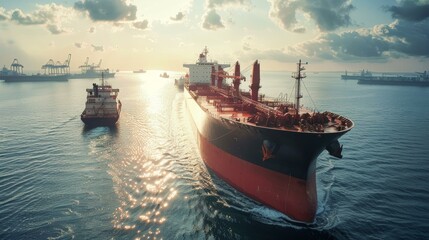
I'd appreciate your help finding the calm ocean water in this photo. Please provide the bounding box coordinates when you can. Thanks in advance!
[1,70,428,239]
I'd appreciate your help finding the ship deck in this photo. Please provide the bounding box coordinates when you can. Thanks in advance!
[189,84,353,133]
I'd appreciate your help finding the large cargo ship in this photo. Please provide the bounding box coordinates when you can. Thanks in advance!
[342,69,429,86]
[183,48,354,223]
[0,59,68,82]
[81,73,121,126]
[357,71,429,86]
[69,58,115,79]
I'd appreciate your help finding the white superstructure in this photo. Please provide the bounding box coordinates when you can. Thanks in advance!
[83,82,119,116]
[183,47,230,84]
[81,75,121,126]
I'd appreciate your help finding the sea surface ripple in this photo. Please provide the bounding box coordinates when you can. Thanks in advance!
[1,71,428,239]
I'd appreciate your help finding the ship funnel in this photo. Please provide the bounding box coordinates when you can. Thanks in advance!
[250,60,261,101]
[234,61,240,77]
[233,61,241,95]
[217,65,224,88]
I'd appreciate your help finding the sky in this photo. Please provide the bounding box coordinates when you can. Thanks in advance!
[0,0,428,73]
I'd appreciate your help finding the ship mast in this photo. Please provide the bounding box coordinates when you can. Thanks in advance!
[203,46,208,57]
[292,60,307,115]
[101,72,105,86]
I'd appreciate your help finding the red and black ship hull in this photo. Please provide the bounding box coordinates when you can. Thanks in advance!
[184,87,349,223]
[81,114,119,126]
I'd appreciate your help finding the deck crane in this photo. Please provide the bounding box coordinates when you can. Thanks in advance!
[211,61,246,96]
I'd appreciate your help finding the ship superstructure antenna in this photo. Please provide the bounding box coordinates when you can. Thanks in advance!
[101,71,105,86]
[292,59,307,115]
[203,46,208,57]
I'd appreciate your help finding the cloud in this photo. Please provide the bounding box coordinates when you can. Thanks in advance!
[376,19,429,57]
[268,0,354,32]
[47,24,65,34]
[91,44,104,51]
[201,0,250,30]
[202,9,224,30]
[10,9,47,25]
[207,0,250,9]
[296,18,429,61]
[241,16,429,64]
[0,7,8,21]
[299,32,389,60]
[74,0,137,21]
[386,0,429,22]
[2,4,71,34]
[133,20,149,30]
[293,27,306,33]
[170,12,185,21]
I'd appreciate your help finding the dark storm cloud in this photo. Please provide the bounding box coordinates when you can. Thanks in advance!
[304,32,389,59]
[170,12,185,21]
[202,9,224,30]
[133,20,148,30]
[248,16,429,63]
[74,0,137,21]
[297,18,429,60]
[378,19,429,56]
[386,0,429,22]
[269,0,354,32]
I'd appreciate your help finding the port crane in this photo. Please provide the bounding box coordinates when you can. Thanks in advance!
[41,54,71,75]
[10,59,24,74]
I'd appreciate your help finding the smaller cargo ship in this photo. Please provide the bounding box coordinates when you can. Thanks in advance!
[133,69,146,73]
[0,59,68,82]
[81,73,121,126]
[160,72,169,78]
[341,69,372,80]
[69,58,115,79]
[174,74,187,89]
